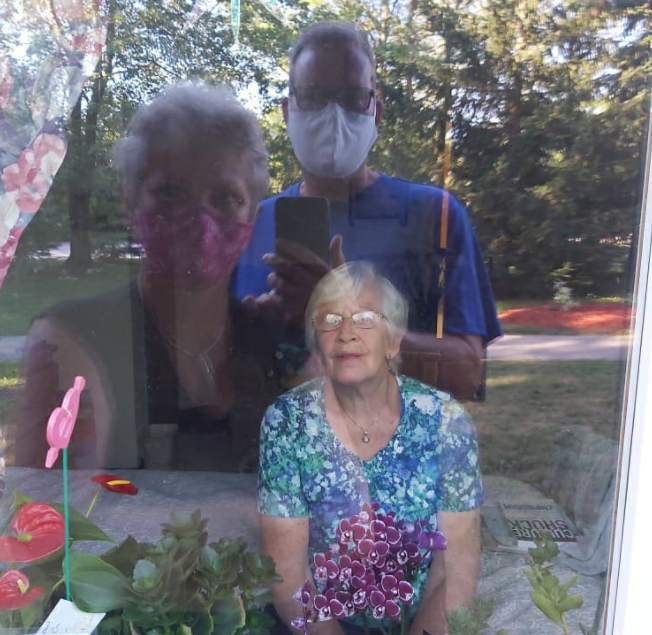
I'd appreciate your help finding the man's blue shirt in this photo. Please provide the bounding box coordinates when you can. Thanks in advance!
[234,174,502,343]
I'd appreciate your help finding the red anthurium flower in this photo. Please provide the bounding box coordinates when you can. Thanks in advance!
[0,570,44,610]
[92,474,138,495]
[0,503,65,563]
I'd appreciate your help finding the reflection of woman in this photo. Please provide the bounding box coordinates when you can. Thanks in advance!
[17,82,282,470]
[259,262,483,635]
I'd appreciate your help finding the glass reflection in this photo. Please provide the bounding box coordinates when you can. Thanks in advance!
[0,3,648,634]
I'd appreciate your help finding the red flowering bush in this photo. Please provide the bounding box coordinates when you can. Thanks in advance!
[293,502,446,633]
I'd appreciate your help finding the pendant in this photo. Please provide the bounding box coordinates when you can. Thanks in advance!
[362,431,370,444]
[199,351,216,381]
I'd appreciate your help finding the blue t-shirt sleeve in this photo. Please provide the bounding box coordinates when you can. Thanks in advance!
[434,396,485,512]
[257,397,309,517]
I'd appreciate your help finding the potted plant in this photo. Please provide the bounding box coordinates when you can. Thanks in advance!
[0,476,280,635]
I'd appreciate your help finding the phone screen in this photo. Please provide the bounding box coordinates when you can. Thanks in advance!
[275,196,331,263]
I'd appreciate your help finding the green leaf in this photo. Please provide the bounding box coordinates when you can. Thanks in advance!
[243,606,276,635]
[530,591,563,626]
[558,595,584,613]
[102,536,142,575]
[211,590,245,635]
[560,573,579,593]
[10,490,35,512]
[70,550,132,612]
[540,574,560,593]
[185,610,213,635]
[132,559,162,592]
[52,504,112,542]
[96,613,125,635]
[18,590,51,628]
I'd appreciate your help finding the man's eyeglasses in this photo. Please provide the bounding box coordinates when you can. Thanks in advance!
[290,86,375,114]
[313,310,387,332]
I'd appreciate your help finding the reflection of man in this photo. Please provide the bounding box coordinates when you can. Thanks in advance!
[235,21,501,400]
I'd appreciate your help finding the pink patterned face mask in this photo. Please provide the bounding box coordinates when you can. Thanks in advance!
[134,206,254,288]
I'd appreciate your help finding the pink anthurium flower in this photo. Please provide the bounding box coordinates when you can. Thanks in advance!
[0,570,44,610]
[0,502,65,563]
[45,376,86,468]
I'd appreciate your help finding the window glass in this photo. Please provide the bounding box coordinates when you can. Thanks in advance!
[0,1,649,634]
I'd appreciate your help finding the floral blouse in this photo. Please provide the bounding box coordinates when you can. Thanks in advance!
[258,374,484,606]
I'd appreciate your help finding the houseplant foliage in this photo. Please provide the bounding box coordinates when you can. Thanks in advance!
[0,482,280,635]
[71,509,281,635]
[0,489,113,629]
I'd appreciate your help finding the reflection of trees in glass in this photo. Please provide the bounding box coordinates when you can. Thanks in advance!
[311,0,650,298]
[0,0,107,285]
[53,0,297,270]
[9,0,650,297]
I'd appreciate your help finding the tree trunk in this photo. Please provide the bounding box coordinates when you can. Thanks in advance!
[65,0,116,273]
[66,94,93,272]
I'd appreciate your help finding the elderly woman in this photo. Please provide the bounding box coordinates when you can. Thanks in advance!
[259,261,483,635]
[16,81,283,470]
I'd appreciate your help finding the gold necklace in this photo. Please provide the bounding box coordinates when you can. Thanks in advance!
[340,407,375,444]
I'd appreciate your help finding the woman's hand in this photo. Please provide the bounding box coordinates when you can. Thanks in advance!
[408,509,481,635]
[259,514,345,635]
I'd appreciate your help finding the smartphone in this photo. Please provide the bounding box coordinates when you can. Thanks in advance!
[275,196,331,263]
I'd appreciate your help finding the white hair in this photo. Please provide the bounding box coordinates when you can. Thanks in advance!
[113,80,269,212]
[305,261,408,372]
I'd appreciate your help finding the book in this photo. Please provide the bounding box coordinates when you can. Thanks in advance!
[482,498,580,553]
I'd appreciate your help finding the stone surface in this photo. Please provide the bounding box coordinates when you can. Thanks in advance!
[0,468,605,633]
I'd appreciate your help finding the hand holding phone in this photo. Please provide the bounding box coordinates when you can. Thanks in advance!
[248,197,343,325]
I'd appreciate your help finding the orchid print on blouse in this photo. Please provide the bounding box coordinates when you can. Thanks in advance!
[293,502,447,635]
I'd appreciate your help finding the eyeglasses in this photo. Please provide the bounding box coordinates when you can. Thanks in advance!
[290,86,375,114]
[313,310,387,332]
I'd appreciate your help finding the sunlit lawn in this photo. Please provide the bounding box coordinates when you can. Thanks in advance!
[1,359,625,487]
[0,361,20,389]
[0,259,136,336]
[469,360,623,494]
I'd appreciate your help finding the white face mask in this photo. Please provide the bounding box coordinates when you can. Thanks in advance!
[286,102,378,179]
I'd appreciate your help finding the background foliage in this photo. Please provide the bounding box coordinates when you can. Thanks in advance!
[10,0,652,298]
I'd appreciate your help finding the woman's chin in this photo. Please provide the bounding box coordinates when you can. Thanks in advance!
[330,367,378,387]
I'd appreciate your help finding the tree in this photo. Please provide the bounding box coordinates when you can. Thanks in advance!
[36,0,300,268]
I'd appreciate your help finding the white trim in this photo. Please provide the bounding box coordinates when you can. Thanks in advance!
[606,102,652,634]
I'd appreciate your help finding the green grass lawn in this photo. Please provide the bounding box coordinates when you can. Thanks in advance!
[1,359,625,486]
[0,361,20,388]
[0,259,136,336]
[468,359,623,494]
